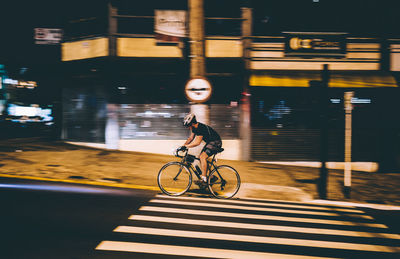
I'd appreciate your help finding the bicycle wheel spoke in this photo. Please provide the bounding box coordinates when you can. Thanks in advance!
[208,165,240,199]
[158,162,191,196]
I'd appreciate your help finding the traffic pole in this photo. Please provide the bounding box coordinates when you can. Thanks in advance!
[189,0,205,78]
[318,64,329,199]
[344,91,354,198]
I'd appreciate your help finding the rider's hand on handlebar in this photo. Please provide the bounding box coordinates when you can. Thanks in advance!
[177,146,188,152]
[175,146,187,157]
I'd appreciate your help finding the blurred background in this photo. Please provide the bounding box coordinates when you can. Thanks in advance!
[0,0,399,171]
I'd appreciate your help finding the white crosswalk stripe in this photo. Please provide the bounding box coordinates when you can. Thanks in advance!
[154,195,365,214]
[95,196,400,258]
[148,198,374,219]
[96,241,335,259]
[113,225,399,253]
[128,214,399,239]
[139,206,387,228]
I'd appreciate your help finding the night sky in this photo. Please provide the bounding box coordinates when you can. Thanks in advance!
[0,0,101,66]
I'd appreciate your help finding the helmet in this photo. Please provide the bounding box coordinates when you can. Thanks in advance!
[183,113,197,127]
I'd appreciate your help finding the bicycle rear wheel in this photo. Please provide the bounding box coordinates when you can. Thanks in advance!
[208,165,240,199]
[157,162,192,196]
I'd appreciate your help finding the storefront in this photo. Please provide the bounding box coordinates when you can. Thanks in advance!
[249,72,399,162]
[247,33,400,167]
[59,1,400,167]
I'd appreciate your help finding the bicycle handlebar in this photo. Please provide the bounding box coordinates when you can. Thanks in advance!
[175,149,200,162]
[175,149,188,158]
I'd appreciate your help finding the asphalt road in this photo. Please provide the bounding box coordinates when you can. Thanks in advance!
[1,177,400,258]
[0,177,156,259]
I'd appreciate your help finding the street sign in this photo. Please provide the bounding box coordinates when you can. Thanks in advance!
[184,78,212,103]
[284,32,347,58]
[34,28,63,45]
[154,10,187,43]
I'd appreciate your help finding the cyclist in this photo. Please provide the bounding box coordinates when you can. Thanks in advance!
[179,113,222,184]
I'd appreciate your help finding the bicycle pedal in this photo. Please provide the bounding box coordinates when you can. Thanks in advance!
[194,180,207,188]
[210,175,218,184]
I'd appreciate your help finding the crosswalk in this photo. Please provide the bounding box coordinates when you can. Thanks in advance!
[96,195,400,258]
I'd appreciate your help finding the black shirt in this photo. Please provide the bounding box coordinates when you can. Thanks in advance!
[192,123,221,143]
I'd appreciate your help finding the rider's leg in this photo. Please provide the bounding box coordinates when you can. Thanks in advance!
[199,151,209,182]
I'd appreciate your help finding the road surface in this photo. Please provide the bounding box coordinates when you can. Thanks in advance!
[1,177,399,258]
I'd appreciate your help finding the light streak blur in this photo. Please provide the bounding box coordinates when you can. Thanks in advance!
[0,183,113,194]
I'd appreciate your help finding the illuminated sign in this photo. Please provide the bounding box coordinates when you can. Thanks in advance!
[4,78,18,85]
[34,28,63,45]
[330,97,372,104]
[155,10,187,43]
[185,77,212,103]
[284,32,347,58]
[7,104,53,123]
[62,38,109,61]
[3,78,37,89]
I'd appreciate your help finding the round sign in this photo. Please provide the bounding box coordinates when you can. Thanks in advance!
[184,77,212,103]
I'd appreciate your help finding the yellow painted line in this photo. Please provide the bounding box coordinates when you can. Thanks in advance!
[129,215,400,239]
[0,173,160,192]
[114,226,400,253]
[96,240,336,259]
[139,206,388,229]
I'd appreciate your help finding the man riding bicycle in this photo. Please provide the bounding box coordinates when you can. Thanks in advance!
[179,113,222,184]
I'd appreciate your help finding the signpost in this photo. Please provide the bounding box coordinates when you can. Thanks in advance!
[318,64,329,199]
[184,77,212,103]
[344,91,354,198]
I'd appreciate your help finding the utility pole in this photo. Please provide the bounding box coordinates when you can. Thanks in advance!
[188,0,205,78]
[108,1,117,57]
[318,64,330,199]
[344,91,354,198]
[241,7,252,89]
[240,6,252,161]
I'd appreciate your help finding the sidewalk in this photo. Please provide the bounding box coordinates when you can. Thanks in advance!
[1,137,400,208]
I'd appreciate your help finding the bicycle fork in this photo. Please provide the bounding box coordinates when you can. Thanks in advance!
[173,165,184,181]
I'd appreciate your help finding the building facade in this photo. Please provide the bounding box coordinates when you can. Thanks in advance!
[61,0,400,170]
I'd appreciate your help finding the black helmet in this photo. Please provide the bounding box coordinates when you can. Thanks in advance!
[183,113,197,127]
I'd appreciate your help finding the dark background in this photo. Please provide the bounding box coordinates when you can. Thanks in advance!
[0,0,399,105]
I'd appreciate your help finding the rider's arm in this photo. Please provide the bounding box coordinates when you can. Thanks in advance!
[184,132,195,145]
[184,135,203,148]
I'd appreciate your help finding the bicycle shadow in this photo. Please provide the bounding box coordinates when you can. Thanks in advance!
[186,188,214,198]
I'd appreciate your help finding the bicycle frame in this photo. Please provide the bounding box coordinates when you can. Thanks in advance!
[176,150,220,180]
[159,148,239,198]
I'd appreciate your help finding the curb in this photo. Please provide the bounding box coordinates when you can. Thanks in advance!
[2,173,400,210]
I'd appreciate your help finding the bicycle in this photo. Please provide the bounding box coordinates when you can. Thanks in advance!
[157,148,241,199]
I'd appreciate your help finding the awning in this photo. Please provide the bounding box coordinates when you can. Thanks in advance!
[249,71,398,88]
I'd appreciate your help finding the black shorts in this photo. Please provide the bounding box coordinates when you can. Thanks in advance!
[201,140,222,157]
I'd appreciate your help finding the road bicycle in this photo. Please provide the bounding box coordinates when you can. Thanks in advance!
[157,148,241,199]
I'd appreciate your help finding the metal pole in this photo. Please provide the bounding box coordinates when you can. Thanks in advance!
[318,64,329,199]
[189,0,205,78]
[108,1,117,57]
[344,91,354,198]
[240,7,252,161]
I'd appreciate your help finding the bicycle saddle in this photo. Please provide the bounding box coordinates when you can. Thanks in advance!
[216,147,224,153]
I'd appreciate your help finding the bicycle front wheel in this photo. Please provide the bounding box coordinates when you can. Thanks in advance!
[157,162,192,196]
[208,165,240,199]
